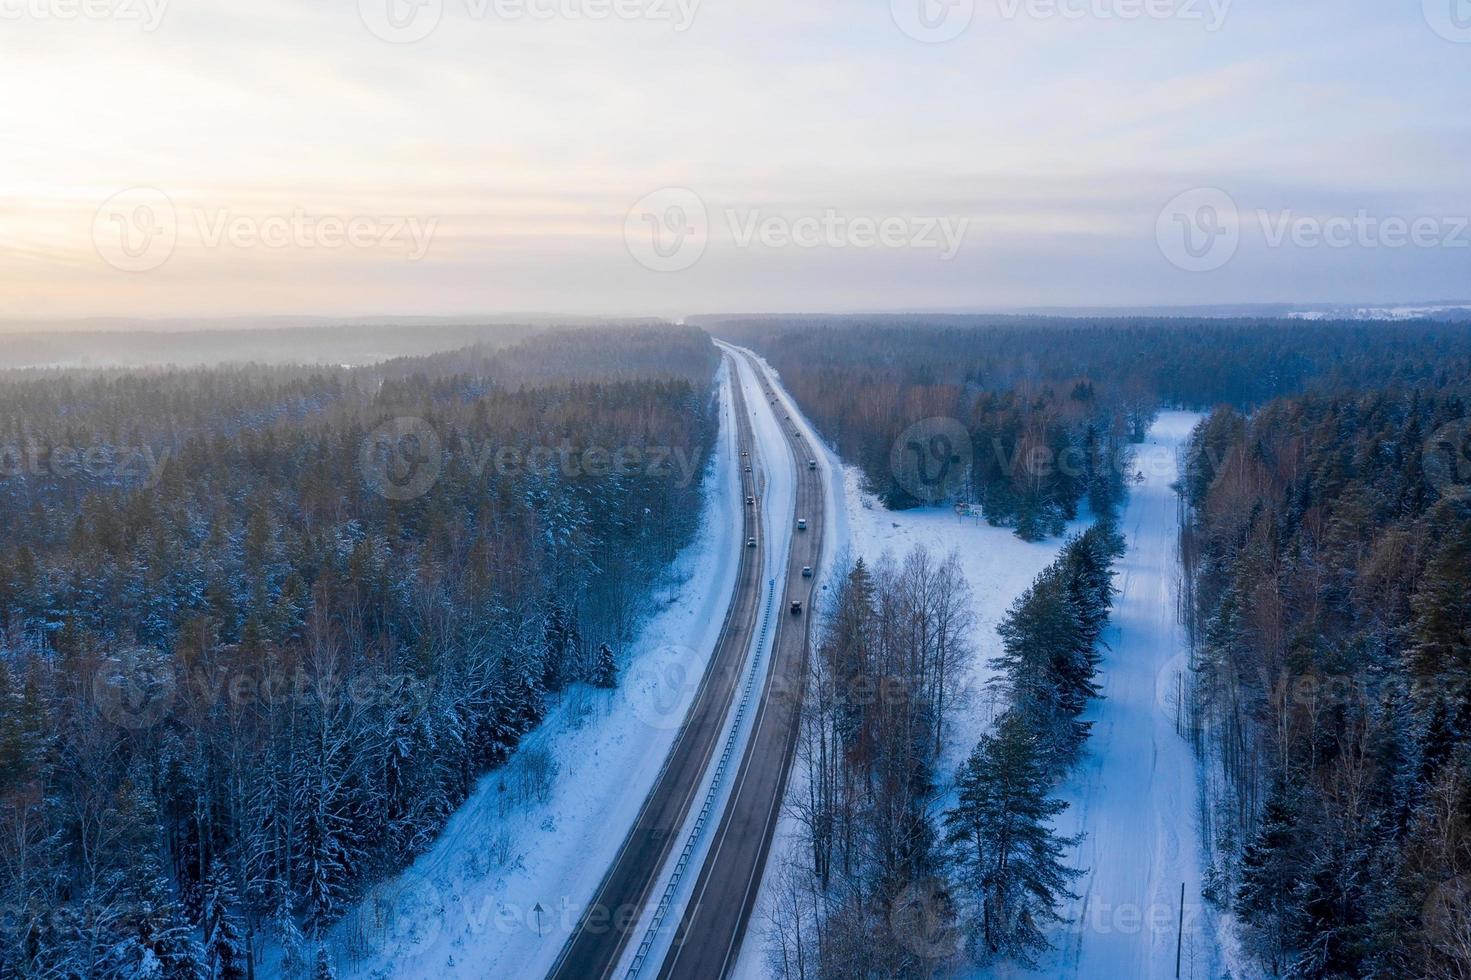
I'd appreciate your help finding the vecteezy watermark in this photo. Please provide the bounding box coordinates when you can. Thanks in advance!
[1256,210,1471,251]
[93,187,439,273]
[1424,418,1471,501]
[889,420,1195,505]
[995,0,1231,31]
[624,187,708,273]
[890,0,974,43]
[361,417,445,502]
[359,0,699,43]
[1423,0,1471,43]
[93,647,178,729]
[890,417,974,504]
[726,209,969,259]
[623,643,701,730]
[623,187,971,273]
[0,0,168,30]
[1156,187,1240,273]
[1158,188,1471,273]
[0,442,170,487]
[890,879,962,959]
[94,188,178,273]
[96,649,436,731]
[358,418,707,501]
[348,874,444,960]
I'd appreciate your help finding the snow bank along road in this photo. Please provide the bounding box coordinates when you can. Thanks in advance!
[656,347,826,979]
[548,352,769,980]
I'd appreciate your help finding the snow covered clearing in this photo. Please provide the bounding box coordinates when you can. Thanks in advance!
[996,410,1226,980]
[310,360,744,980]
[732,349,1083,979]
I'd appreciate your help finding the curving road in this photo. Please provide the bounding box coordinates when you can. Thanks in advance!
[547,352,767,980]
[656,347,826,980]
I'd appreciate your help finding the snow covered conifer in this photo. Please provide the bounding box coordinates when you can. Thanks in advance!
[593,642,618,689]
[944,711,1081,967]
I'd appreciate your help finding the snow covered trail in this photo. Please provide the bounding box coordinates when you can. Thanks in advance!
[308,360,744,980]
[1000,410,1222,980]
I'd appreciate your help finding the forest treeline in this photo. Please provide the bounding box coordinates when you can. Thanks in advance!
[1183,367,1471,977]
[768,525,1121,977]
[713,316,1471,540]
[0,324,719,978]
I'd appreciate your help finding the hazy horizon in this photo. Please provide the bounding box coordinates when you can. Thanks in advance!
[4,0,1470,318]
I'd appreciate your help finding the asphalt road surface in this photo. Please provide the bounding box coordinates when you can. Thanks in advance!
[657,347,826,980]
[547,351,767,980]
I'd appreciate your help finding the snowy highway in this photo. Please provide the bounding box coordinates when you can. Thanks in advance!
[653,346,827,979]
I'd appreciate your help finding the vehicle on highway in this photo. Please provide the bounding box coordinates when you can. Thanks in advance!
[747,537,757,548]
[808,459,817,470]
[797,518,807,531]
[802,566,812,577]
[790,599,803,615]
[746,495,755,505]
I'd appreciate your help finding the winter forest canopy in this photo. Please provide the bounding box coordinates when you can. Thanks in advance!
[1,316,1469,979]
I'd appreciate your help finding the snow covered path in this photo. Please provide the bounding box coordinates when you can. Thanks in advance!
[1001,410,1221,980]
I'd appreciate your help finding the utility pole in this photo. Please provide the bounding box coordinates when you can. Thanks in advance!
[1175,881,1185,978]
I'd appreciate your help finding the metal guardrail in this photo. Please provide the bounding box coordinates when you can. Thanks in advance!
[624,577,777,979]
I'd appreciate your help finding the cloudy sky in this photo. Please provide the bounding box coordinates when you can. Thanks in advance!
[1,0,1468,317]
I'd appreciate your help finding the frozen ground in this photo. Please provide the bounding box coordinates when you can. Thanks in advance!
[995,411,1225,980]
[307,360,744,980]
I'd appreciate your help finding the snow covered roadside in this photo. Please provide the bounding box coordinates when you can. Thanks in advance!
[723,346,847,980]
[310,359,745,980]
[999,411,1226,980]
[614,345,798,975]
[731,349,1082,979]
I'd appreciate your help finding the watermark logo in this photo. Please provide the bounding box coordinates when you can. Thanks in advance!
[93,189,438,269]
[349,874,444,958]
[93,647,178,729]
[890,878,962,959]
[994,0,1230,31]
[623,643,701,730]
[1157,187,1239,272]
[94,187,177,273]
[890,417,973,504]
[360,0,699,43]
[360,417,444,501]
[360,0,443,43]
[891,0,974,42]
[1425,0,1471,42]
[0,0,169,30]
[625,187,708,273]
[726,209,968,259]
[1424,419,1471,501]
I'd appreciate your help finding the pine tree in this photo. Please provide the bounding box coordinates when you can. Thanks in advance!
[1407,520,1471,693]
[275,902,308,980]
[313,945,336,980]
[1234,775,1303,974]
[592,642,618,689]
[943,711,1082,967]
[992,567,1095,763]
[202,862,249,980]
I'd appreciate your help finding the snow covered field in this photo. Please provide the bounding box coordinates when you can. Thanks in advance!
[732,394,1223,979]
[312,361,744,980]
[999,410,1224,980]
